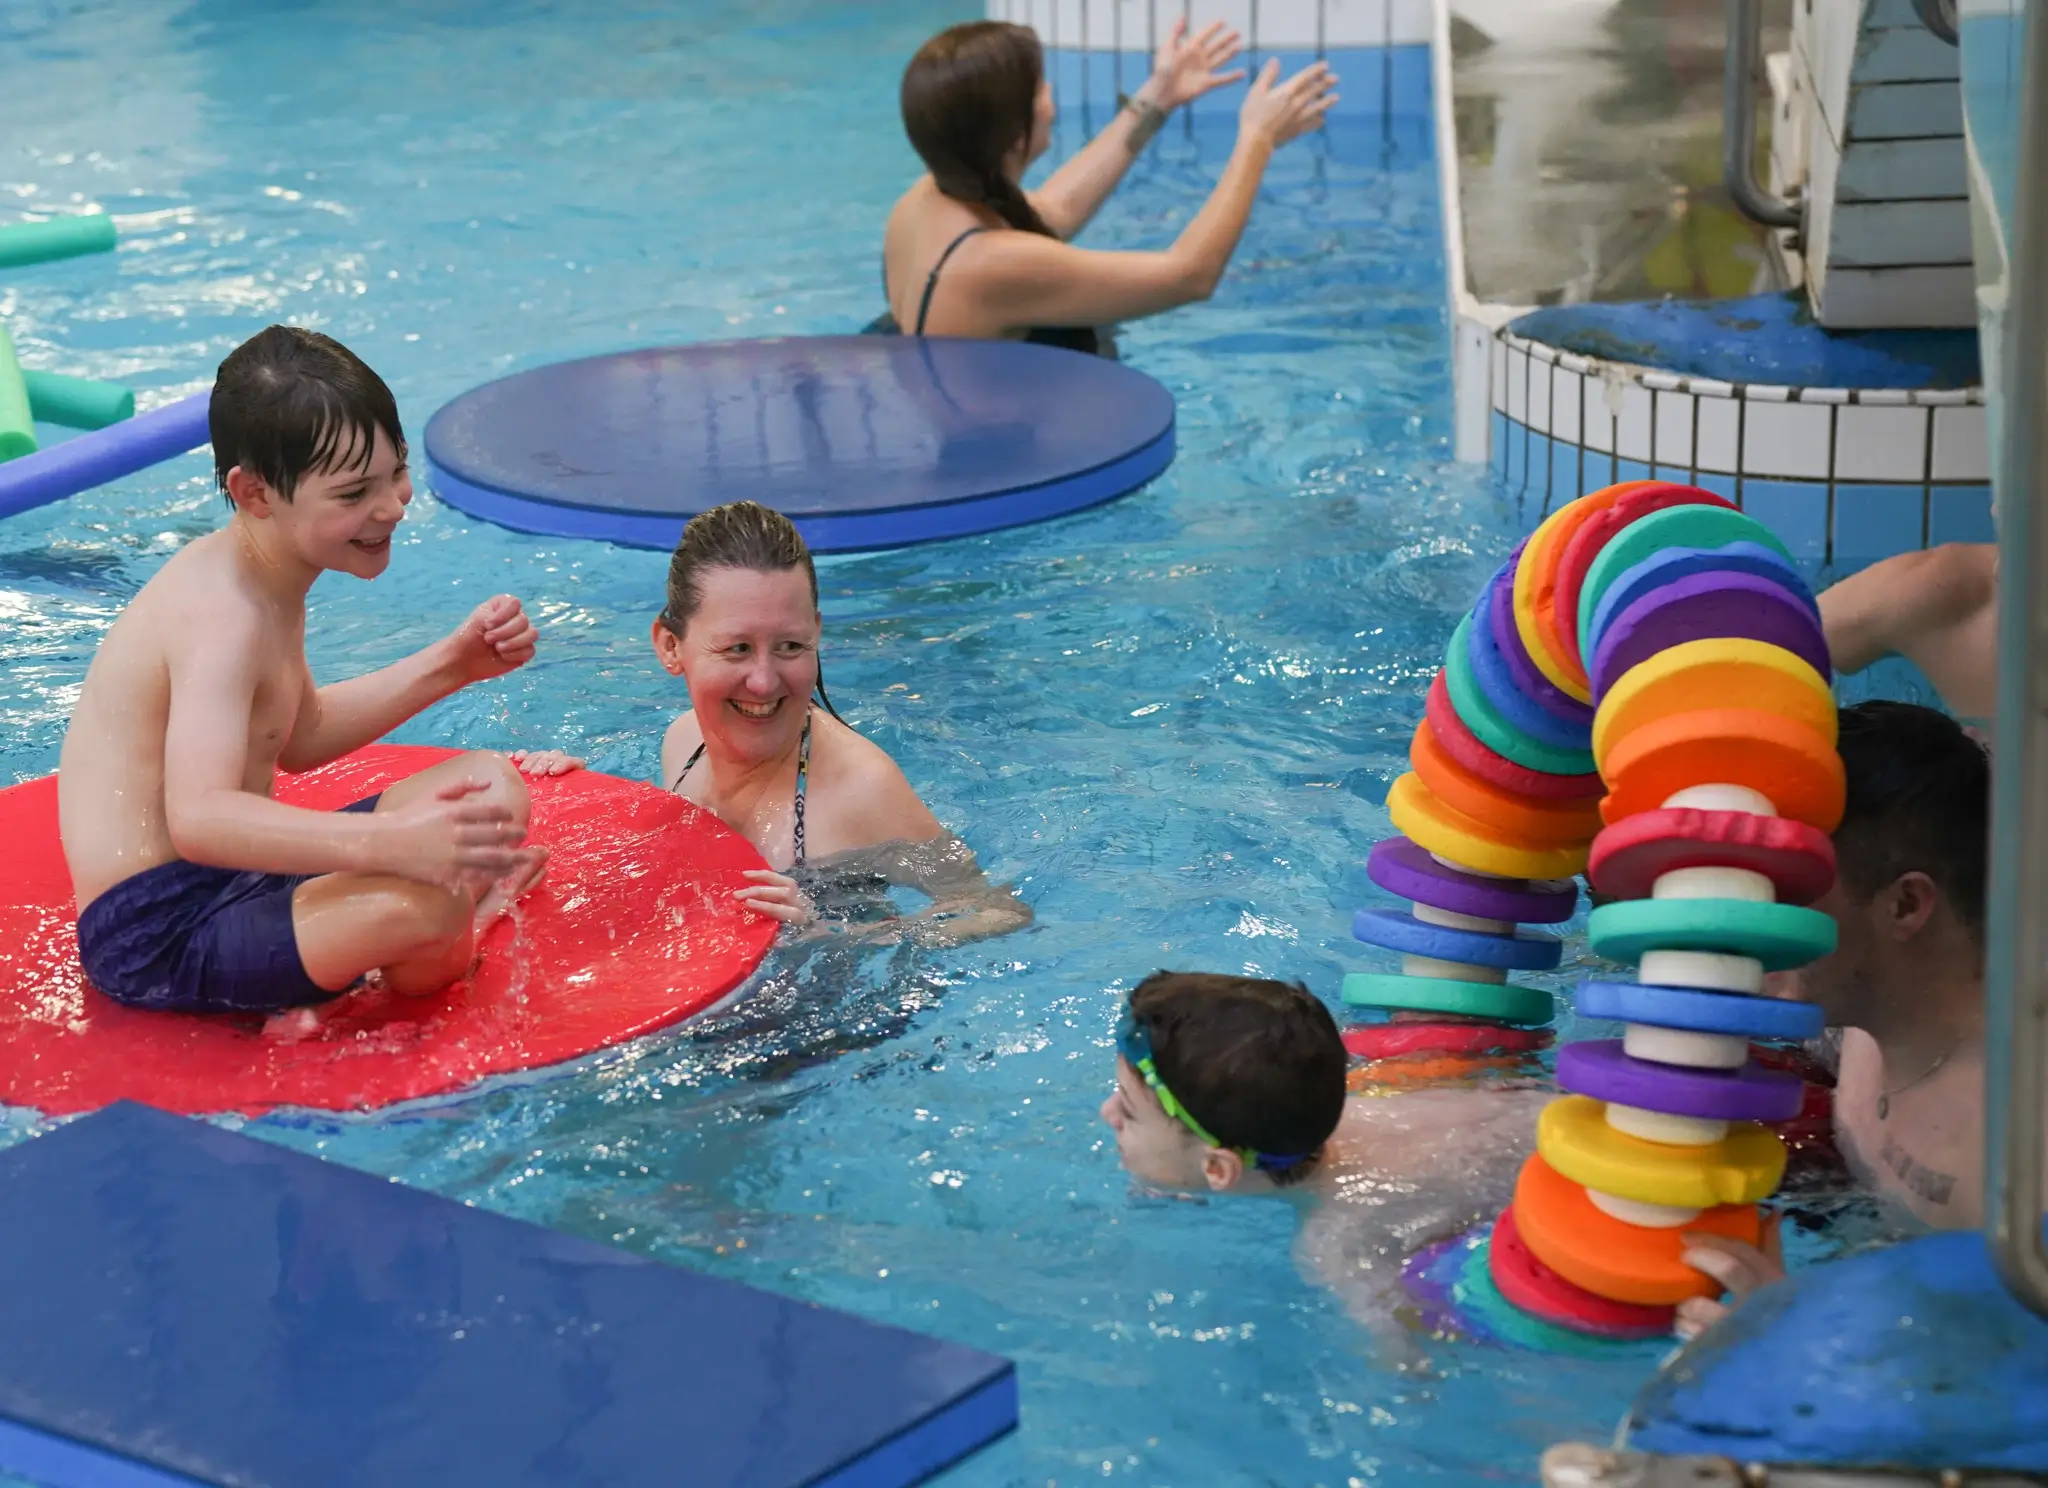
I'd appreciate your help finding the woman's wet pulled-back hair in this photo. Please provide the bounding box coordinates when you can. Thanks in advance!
[901,21,1058,239]
[660,501,840,718]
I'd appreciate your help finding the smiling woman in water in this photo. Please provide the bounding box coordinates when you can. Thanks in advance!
[514,501,1031,948]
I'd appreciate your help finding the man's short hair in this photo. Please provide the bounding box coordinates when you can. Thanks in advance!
[1128,971,1348,1183]
[1833,701,1989,934]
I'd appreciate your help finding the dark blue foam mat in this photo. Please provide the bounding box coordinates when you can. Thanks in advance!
[1625,1225,2048,1470]
[0,1103,1016,1488]
[1509,292,1981,390]
[423,336,1175,553]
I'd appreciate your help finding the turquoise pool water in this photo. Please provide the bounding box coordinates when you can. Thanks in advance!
[0,2,1879,1482]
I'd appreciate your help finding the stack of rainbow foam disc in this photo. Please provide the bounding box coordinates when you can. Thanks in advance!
[1352,481,1836,1342]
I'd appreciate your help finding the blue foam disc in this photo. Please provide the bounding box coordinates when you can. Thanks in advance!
[1466,575,1594,751]
[0,1103,1016,1487]
[1352,908,1564,971]
[1586,542,1815,660]
[1574,979,1825,1041]
[424,337,1176,553]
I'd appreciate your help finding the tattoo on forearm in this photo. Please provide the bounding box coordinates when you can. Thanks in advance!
[1879,1135,1957,1205]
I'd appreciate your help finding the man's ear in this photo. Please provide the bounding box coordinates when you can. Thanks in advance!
[1202,1147,1245,1192]
[649,618,686,676]
[1883,870,1942,941]
[223,465,274,516]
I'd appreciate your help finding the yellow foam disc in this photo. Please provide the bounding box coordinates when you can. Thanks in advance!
[1387,772,1590,880]
[1535,1094,1786,1209]
[1591,637,1836,768]
[1510,501,1597,705]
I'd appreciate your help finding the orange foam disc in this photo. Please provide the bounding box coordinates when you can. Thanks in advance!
[1409,722,1603,847]
[1389,773,1592,880]
[1591,637,1835,767]
[1512,1152,1763,1306]
[1348,1052,1537,1091]
[1599,708,1846,831]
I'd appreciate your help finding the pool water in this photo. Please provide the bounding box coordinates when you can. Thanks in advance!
[0,2,1882,1483]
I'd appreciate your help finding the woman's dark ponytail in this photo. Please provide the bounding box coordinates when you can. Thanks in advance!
[902,22,1060,240]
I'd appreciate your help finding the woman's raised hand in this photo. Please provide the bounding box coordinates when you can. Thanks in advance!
[1238,58,1338,149]
[1147,17,1247,110]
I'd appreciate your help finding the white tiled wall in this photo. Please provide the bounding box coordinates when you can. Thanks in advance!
[1481,331,1991,562]
[1743,396,1834,480]
[987,0,1432,48]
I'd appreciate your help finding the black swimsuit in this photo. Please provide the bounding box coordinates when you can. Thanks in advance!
[672,713,810,868]
[866,226,1113,358]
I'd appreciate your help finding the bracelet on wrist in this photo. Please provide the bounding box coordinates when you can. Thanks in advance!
[1117,91,1170,153]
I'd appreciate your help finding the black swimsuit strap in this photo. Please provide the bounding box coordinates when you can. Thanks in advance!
[671,713,811,868]
[913,227,989,335]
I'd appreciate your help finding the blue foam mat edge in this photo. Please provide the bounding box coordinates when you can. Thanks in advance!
[0,1102,1018,1488]
[427,420,1174,553]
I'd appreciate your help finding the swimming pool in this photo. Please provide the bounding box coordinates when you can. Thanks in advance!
[0,2,1878,1482]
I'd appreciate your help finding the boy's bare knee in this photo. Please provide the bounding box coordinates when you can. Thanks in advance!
[460,750,530,823]
[368,881,470,955]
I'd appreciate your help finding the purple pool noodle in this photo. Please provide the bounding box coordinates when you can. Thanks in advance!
[1589,571,1831,701]
[1557,1040,1804,1122]
[0,390,211,520]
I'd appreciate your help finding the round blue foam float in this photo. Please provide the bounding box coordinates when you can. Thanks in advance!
[423,336,1175,553]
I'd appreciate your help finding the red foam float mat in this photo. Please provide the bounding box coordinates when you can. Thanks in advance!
[1343,1022,1552,1060]
[1487,1204,1676,1339]
[1424,672,1604,800]
[1588,807,1836,905]
[0,745,778,1117]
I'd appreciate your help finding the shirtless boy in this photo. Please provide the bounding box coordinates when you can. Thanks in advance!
[1101,971,1546,1333]
[60,325,544,1017]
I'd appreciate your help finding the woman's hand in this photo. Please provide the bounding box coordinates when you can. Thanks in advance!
[1674,1215,1786,1342]
[736,868,816,928]
[509,749,585,777]
[1146,17,1246,111]
[1238,58,1338,149]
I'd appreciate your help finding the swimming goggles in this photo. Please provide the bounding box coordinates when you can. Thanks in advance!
[1114,1007,1312,1174]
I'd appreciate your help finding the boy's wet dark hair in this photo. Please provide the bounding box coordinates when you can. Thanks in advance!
[1129,971,1348,1186]
[1832,701,1989,937]
[211,325,405,504]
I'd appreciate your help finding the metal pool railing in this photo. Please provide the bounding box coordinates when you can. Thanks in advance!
[1722,0,1800,230]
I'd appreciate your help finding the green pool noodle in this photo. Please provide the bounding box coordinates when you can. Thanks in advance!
[22,370,135,430]
[0,214,118,270]
[0,326,36,462]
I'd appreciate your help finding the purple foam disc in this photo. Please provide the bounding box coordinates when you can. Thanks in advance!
[1489,545,1595,727]
[1589,570,1831,702]
[1366,836,1579,925]
[1556,1039,1804,1122]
